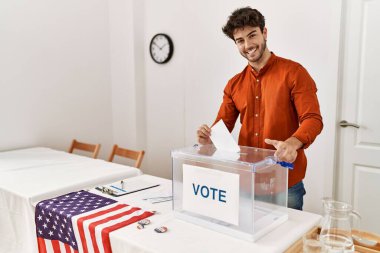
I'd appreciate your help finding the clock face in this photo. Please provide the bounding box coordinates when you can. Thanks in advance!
[149,34,174,64]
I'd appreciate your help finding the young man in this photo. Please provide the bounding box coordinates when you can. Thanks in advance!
[197,7,323,210]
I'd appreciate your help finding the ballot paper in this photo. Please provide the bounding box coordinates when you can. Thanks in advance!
[210,120,240,153]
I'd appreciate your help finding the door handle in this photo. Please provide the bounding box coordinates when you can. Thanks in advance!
[339,120,360,128]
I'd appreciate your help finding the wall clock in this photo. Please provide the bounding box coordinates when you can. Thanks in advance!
[149,33,174,64]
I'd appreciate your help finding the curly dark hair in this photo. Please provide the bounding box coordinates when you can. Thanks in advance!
[222,7,265,40]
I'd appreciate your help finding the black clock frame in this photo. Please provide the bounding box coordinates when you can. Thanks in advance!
[149,33,174,64]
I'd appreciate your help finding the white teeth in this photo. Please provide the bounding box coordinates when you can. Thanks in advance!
[247,48,257,55]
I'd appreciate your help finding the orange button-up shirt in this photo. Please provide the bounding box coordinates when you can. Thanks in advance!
[213,53,323,187]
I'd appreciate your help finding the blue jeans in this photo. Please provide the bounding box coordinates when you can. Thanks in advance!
[288,181,306,210]
[254,181,306,211]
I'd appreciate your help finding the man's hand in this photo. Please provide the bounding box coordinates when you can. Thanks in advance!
[197,124,212,145]
[264,137,303,163]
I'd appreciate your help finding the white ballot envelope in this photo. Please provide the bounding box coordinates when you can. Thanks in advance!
[210,120,240,153]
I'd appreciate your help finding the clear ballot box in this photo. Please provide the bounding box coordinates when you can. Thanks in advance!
[171,144,289,241]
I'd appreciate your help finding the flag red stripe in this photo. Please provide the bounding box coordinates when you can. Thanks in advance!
[88,207,140,253]
[64,242,71,253]
[101,211,154,253]
[37,237,47,253]
[51,240,61,253]
[77,204,127,253]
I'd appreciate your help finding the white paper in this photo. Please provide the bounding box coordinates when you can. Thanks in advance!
[182,164,240,225]
[210,120,240,152]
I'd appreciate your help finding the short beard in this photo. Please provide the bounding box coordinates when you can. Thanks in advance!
[242,39,267,63]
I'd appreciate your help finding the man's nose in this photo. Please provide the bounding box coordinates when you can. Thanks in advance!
[245,40,251,49]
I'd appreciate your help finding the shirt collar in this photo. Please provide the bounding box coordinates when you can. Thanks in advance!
[250,52,276,77]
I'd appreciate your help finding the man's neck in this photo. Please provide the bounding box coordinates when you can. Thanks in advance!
[249,48,271,72]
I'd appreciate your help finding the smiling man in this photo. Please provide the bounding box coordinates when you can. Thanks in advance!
[197,7,323,210]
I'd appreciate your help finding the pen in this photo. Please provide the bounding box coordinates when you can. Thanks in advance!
[110,185,126,192]
[151,199,173,204]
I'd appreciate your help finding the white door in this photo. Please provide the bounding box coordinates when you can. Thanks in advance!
[337,0,380,234]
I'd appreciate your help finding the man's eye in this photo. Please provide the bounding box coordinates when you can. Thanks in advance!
[249,34,255,39]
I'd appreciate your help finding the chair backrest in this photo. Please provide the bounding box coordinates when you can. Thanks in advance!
[108,144,145,168]
[68,139,101,159]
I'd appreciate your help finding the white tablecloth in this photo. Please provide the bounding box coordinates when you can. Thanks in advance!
[0,147,141,253]
[96,175,322,253]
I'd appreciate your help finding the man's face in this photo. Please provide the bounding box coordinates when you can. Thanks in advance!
[233,26,267,65]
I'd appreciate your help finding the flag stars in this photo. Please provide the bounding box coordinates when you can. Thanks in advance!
[48,231,53,236]
[38,215,42,221]
[38,229,43,235]
[65,236,69,241]
[46,218,50,223]
[52,225,56,230]
[43,223,47,229]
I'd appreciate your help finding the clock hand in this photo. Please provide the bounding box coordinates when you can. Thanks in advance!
[153,42,162,50]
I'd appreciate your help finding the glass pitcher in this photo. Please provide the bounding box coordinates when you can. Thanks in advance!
[319,198,361,253]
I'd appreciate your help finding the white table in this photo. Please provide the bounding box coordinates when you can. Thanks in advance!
[0,147,142,253]
[97,175,322,253]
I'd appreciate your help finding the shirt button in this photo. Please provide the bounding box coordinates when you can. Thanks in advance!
[255,133,259,136]
[255,114,259,117]
[255,96,259,99]
[256,79,259,82]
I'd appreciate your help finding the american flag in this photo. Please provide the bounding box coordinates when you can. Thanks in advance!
[35,190,153,253]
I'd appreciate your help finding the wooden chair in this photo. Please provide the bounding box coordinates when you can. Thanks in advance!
[68,139,101,159]
[108,144,145,168]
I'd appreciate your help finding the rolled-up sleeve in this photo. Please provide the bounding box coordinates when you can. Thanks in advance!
[291,65,323,149]
[213,81,240,132]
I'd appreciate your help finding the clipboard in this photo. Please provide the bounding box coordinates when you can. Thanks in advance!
[96,180,160,197]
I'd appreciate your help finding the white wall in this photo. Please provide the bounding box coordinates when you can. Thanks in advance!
[0,0,343,214]
[0,0,114,158]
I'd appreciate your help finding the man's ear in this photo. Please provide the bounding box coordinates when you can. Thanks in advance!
[263,27,268,40]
